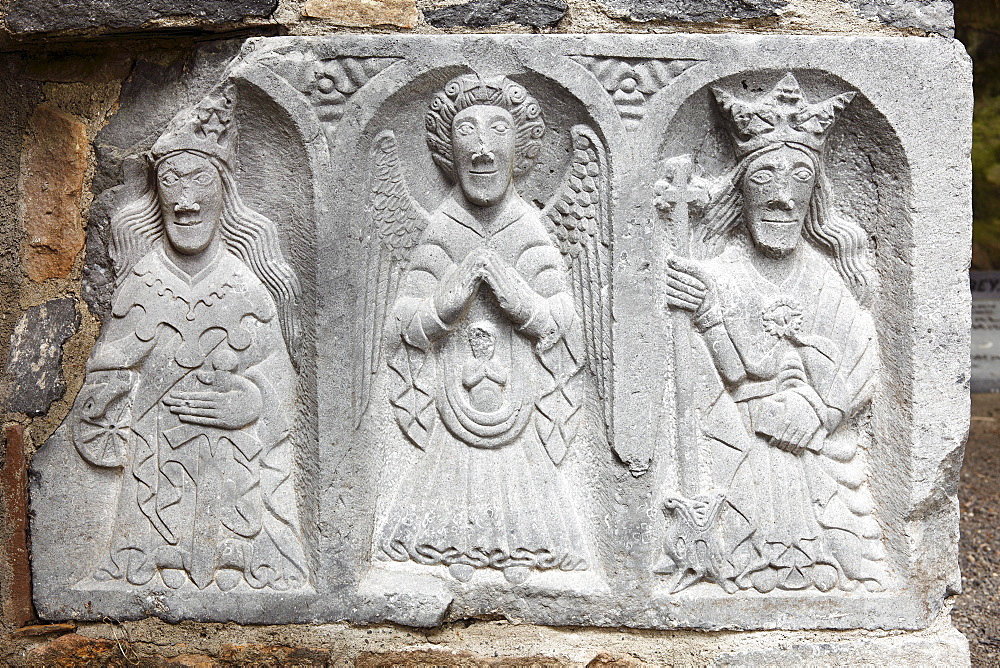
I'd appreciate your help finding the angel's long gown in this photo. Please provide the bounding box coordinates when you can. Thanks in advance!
[378,192,591,574]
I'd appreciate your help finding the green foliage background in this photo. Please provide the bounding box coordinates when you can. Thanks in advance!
[957,1,1000,268]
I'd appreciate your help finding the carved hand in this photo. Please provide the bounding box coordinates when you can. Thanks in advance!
[760,390,822,455]
[164,371,263,430]
[479,250,536,326]
[665,255,717,318]
[434,251,485,326]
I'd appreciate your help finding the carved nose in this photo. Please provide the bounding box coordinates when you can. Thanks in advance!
[174,200,201,213]
[768,196,795,211]
[471,150,495,166]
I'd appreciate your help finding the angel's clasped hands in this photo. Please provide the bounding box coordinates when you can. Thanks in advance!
[434,248,538,326]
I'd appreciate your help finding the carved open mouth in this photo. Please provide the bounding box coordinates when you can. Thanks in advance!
[761,219,798,225]
[173,219,203,226]
[469,169,497,175]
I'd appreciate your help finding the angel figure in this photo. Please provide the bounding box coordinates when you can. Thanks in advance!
[67,85,309,592]
[661,73,887,594]
[357,74,612,585]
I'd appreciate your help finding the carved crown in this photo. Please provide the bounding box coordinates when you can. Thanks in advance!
[712,73,855,159]
[151,84,237,167]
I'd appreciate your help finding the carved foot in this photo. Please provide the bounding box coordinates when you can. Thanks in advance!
[216,568,242,592]
[503,566,530,584]
[448,564,475,582]
[161,568,187,589]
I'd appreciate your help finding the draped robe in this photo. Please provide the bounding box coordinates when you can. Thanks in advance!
[71,245,308,591]
[379,193,590,574]
[694,239,887,592]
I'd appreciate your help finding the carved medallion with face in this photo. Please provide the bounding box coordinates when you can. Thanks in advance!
[157,152,224,256]
[452,105,516,208]
[741,145,817,258]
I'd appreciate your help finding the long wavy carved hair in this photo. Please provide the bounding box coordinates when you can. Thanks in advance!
[699,142,874,305]
[109,150,302,361]
[425,74,546,181]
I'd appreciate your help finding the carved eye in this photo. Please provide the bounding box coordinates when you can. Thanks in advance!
[748,170,774,185]
[456,122,475,137]
[193,172,214,186]
[160,172,179,187]
[491,121,510,134]
[793,167,814,182]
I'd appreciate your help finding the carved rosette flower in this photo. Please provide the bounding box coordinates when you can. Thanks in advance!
[761,296,803,339]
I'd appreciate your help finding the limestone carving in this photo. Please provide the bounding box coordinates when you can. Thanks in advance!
[571,57,699,130]
[67,85,310,592]
[656,73,887,594]
[259,50,398,144]
[357,74,612,585]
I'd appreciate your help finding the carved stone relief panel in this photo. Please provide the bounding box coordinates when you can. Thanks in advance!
[31,35,970,631]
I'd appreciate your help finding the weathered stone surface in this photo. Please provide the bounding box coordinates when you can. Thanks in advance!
[12,622,77,637]
[29,35,970,656]
[21,106,88,283]
[4,0,277,34]
[424,0,567,28]
[302,0,418,27]
[598,0,785,22]
[24,633,119,665]
[1,425,33,628]
[4,298,80,416]
[714,618,970,665]
[847,0,955,36]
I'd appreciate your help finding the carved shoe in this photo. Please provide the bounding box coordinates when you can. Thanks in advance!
[448,564,475,582]
[161,568,187,590]
[215,568,243,592]
[503,566,530,585]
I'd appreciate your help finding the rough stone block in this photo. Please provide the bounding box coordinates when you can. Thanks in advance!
[598,0,786,22]
[847,0,955,36]
[424,0,567,28]
[21,105,88,283]
[4,298,80,416]
[28,35,970,660]
[2,425,33,627]
[4,0,277,33]
[303,0,418,27]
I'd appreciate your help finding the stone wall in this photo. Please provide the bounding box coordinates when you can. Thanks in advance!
[0,0,969,665]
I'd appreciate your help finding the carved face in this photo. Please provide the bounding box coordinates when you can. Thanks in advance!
[741,145,817,258]
[452,105,516,208]
[157,152,224,256]
[468,323,497,360]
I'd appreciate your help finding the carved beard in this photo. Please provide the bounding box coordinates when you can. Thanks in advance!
[746,219,806,258]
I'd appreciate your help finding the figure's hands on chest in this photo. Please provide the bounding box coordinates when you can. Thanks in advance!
[163,351,262,430]
[434,249,488,325]
[477,249,536,327]
[754,389,822,455]
[435,247,537,327]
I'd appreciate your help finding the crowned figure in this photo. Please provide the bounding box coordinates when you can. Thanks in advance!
[68,85,309,592]
[663,73,888,593]
[358,75,614,586]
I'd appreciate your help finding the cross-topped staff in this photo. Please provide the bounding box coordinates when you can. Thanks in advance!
[652,155,734,593]
[653,154,710,497]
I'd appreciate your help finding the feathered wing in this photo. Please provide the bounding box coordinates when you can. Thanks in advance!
[540,124,614,446]
[354,130,430,428]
